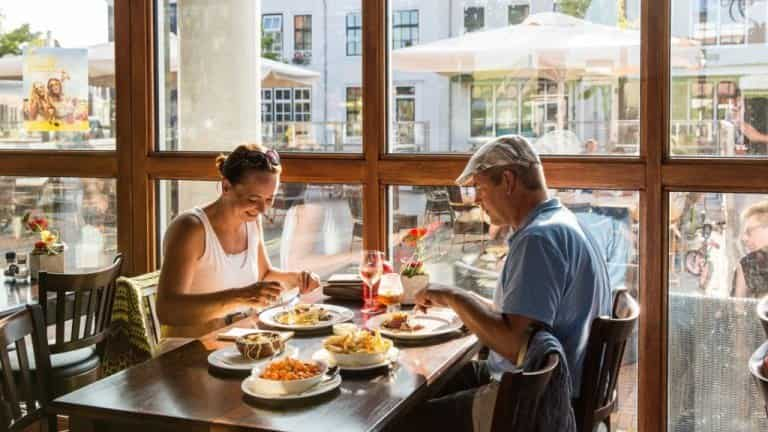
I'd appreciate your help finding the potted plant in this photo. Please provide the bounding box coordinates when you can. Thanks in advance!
[400,227,429,304]
[23,212,66,280]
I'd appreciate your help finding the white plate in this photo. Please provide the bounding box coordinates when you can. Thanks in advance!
[259,304,354,331]
[366,310,464,340]
[312,347,399,371]
[241,374,342,400]
[207,344,298,372]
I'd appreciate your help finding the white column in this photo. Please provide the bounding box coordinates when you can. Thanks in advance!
[178,0,262,151]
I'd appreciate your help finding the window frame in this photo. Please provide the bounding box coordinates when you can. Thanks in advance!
[262,13,284,57]
[392,9,419,49]
[5,2,768,431]
[464,6,485,33]
[508,3,530,25]
[294,14,312,53]
[346,12,363,56]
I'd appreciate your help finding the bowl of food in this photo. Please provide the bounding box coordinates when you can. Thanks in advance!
[235,332,285,361]
[323,329,393,366]
[250,358,327,395]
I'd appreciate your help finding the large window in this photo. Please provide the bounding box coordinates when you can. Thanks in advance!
[390,0,641,154]
[390,186,639,431]
[392,10,419,49]
[346,12,362,56]
[671,1,768,157]
[0,177,116,271]
[155,1,362,153]
[668,192,768,431]
[157,181,361,280]
[0,0,116,151]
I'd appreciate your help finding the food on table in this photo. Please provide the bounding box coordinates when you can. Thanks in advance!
[323,329,391,354]
[259,358,322,381]
[381,312,424,332]
[275,304,333,326]
[332,323,358,336]
[235,332,284,361]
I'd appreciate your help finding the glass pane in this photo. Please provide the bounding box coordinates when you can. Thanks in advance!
[389,1,641,155]
[156,0,362,153]
[389,186,639,431]
[668,192,768,431]
[671,2,768,157]
[0,177,117,271]
[0,1,116,150]
[156,180,362,279]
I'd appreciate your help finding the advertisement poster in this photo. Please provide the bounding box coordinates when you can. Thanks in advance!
[22,48,89,132]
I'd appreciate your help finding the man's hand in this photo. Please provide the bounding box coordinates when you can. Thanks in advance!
[414,283,458,312]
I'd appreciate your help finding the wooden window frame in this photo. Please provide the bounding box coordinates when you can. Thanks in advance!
[0,1,767,431]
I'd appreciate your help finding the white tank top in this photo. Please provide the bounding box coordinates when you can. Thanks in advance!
[186,207,261,294]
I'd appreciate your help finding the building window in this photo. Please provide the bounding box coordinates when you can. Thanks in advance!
[471,84,494,137]
[471,83,523,138]
[274,88,293,123]
[393,10,419,49]
[346,87,363,137]
[395,86,416,146]
[294,15,312,52]
[508,4,530,25]
[262,89,274,123]
[293,88,311,122]
[693,0,750,46]
[346,12,362,56]
[168,2,178,35]
[262,14,283,57]
[464,7,485,33]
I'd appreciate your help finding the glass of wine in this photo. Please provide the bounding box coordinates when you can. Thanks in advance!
[359,250,384,313]
[377,273,404,313]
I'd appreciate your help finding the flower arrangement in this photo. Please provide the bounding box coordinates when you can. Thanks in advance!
[23,212,64,255]
[401,227,428,277]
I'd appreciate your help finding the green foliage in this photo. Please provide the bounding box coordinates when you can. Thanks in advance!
[556,0,591,18]
[0,23,42,58]
[261,33,280,61]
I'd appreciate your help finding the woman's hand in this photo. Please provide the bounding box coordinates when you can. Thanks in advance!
[297,271,321,294]
[243,281,285,307]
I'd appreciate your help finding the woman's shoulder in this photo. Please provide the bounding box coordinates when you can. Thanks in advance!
[164,212,206,246]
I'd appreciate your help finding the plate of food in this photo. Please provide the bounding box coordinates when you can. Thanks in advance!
[366,310,464,340]
[259,303,354,331]
[241,357,341,400]
[207,331,297,372]
[315,328,397,370]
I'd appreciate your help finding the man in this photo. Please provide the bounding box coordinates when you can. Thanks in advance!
[410,135,611,431]
[733,201,768,298]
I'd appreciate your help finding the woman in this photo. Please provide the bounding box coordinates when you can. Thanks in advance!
[733,201,768,298]
[157,144,321,337]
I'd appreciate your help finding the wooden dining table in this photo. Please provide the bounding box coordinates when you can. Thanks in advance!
[51,301,481,432]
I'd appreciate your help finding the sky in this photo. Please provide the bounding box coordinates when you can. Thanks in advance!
[0,0,109,48]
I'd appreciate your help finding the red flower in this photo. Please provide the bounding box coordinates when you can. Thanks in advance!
[34,241,47,251]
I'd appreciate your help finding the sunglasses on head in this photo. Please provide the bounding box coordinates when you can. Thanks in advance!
[243,149,281,168]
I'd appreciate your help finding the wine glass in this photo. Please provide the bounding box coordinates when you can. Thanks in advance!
[377,273,404,313]
[359,250,384,313]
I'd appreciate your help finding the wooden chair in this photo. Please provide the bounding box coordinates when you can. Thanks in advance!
[572,288,640,432]
[491,353,560,432]
[749,340,768,417]
[757,296,768,338]
[0,305,54,432]
[37,255,123,397]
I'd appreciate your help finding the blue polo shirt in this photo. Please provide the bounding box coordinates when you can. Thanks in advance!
[487,198,611,395]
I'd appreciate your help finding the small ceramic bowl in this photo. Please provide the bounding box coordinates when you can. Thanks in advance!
[235,332,284,361]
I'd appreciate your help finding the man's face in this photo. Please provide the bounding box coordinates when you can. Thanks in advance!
[742,215,768,253]
[472,170,515,226]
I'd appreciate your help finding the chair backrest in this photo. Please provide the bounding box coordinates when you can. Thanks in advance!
[39,254,123,355]
[749,340,768,417]
[0,305,51,432]
[573,288,640,432]
[757,296,768,339]
[491,353,560,432]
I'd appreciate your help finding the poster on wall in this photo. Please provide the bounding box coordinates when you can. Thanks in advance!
[22,48,89,132]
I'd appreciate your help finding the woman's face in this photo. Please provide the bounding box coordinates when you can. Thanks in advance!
[223,171,279,222]
[742,215,768,253]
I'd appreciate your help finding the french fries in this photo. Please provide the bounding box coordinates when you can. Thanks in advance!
[323,329,391,354]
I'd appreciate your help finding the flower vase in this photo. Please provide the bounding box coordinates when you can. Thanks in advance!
[401,274,429,305]
[29,252,64,280]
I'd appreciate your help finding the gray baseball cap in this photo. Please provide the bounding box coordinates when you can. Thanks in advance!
[456,135,541,186]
